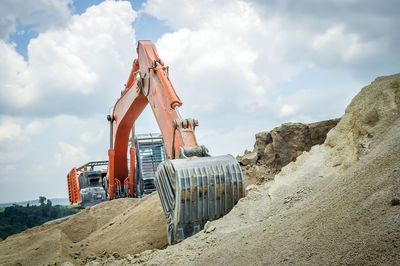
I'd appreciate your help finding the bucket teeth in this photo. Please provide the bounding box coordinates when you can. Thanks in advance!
[155,154,245,244]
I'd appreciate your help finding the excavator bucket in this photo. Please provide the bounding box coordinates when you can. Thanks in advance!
[155,154,245,244]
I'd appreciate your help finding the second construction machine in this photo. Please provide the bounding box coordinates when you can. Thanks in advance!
[68,40,245,244]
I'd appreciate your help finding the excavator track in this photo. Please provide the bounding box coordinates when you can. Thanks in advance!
[155,154,245,244]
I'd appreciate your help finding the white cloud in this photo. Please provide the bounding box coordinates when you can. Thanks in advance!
[311,25,374,66]
[152,0,281,116]
[0,117,31,166]
[0,0,71,40]
[0,40,34,107]
[28,1,136,95]
[147,0,377,122]
[55,141,89,166]
[0,1,135,202]
[0,112,110,201]
[146,0,397,103]
[0,0,136,115]
[0,118,22,141]
[279,104,298,117]
[143,0,221,30]
[25,121,41,135]
[196,125,257,156]
[80,129,104,144]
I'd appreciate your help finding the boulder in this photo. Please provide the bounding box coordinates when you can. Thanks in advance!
[308,119,340,144]
[240,152,258,166]
[263,122,312,169]
[254,131,272,158]
[245,119,339,170]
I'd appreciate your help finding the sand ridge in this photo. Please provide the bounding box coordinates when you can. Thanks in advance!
[0,193,167,265]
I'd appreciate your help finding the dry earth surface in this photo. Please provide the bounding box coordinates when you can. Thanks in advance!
[0,73,399,265]
[0,194,167,265]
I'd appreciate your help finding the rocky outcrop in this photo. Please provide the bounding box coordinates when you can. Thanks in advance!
[262,123,312,169]
[308,119,340,145]
[241,119,340,170]
[240,152,258,166]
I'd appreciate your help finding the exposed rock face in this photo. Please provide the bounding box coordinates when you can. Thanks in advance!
[240,152,258,166]
[308,119,341,145]
[242,119,340,170]
[263,123,312,169]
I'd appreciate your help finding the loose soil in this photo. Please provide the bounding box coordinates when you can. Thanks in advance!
[0,194,167,265]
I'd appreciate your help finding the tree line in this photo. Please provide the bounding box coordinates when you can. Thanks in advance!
[0,196,79,240]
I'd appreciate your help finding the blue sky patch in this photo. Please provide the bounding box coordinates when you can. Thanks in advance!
[8,20,39,60]
[7,0,170,59]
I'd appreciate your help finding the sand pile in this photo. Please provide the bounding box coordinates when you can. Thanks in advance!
[99,73,400,265]
[0,193,167,265]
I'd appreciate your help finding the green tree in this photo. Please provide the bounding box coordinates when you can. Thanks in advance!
[0,197,79,240]
[39,196,46,206]
[46,199,52,207]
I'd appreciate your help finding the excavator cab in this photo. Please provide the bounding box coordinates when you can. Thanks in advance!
[134,133,167,197]
[78,170,107,208]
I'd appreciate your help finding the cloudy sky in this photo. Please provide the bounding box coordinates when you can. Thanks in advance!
[0,0,398,203]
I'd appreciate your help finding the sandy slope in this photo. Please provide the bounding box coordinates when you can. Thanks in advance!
[0,193,167,265]
[98,74,400,265]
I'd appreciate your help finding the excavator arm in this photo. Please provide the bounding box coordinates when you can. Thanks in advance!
[107,40,245,243]
[107,41,205,197]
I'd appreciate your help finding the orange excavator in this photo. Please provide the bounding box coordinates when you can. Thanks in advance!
[67,40,245,244]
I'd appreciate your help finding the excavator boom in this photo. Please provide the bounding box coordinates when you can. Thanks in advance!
[107,41,201,199]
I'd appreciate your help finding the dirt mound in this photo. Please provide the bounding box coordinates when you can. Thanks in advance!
[0,193,167,265]
[325,74,400,169]
[240,119,338,185]
[102,73,400,265]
